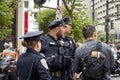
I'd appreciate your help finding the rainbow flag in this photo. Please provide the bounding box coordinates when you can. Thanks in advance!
[15,46,20,61]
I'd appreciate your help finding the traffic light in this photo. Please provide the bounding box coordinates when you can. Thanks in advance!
[34,0,46,7]
[111,21,114,29]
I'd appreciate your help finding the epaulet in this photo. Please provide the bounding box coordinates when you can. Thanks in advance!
[40,53,46,58]
[41,34,50,40]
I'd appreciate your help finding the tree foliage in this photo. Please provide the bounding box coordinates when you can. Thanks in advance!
[37,9,56,35]
[97,31,115,43]
[0,0,19,39]
[71,12,90,42]
[62,0,91,42]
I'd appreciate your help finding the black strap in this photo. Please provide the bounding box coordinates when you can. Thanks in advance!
[27,56,37,80]
[81,41,102,77]
[96,41,102,52]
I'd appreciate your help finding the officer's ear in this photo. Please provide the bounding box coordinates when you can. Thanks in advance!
[93,31,97,39]
[34,41,41,52]
[35,41,40,48]
[55,26,60,32]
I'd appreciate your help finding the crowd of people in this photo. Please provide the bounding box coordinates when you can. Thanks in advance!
[2,42,16,58]
[109,42,120,60]
[3,17,119,80]
[1,42,18,80]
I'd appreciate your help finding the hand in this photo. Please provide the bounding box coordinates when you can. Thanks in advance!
[117,49,120,53]
[73,73,79,80]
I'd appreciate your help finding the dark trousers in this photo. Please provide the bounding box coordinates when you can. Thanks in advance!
[8,70,18,80]
[117,53,120,60]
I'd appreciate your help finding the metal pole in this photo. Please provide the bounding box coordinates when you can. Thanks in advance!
[57,0,59,6]
[92,0,95,21]
[105,0,109,44]
[17,1,25,53]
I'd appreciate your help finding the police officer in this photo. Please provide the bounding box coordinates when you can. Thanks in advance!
[73,25,114,80]
[62,17,76,59]
[60,17,76,80]
[116,42,120,60]
[41,19,67,80]
[16,31,51,80]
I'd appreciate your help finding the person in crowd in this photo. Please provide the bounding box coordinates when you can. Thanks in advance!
[41,19,68,80]
[116,41,120,60]
[2,42,18,80]
[59,17,76,80]
[73,25,114,80]
[62,17,76,59]
[2,42,16,58]
[109,43,117,59]
[8,42,15,51]
[16,31,51,80]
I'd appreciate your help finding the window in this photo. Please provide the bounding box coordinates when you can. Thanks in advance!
[103,10,105,13]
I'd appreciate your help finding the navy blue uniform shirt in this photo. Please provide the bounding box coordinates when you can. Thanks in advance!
[59,36,76,59]
[41,34,58,57]
[40,34,68,80]
[16,48,51,80]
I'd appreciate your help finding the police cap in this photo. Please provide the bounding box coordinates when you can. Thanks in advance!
[63,17,71,25]
[48,19,64,29]
[19,31,43,41]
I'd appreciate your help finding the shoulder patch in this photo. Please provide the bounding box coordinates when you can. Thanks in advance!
[40,59,49,69]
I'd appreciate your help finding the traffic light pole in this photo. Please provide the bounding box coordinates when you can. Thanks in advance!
[92,0,95,21]
[57,0,59,6]
[105,0,109,44]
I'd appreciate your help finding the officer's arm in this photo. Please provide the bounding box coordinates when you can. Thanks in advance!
[37,58,51,80]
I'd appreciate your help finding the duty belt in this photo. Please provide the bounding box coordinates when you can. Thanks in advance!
[51,71,65,77]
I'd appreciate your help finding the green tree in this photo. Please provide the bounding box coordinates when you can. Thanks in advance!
[71,12,90,42]
[0,0,19,39]
[37,9,56,35]
[97,31,105,42]
[96,30,116,43]
[109,33,115,42]
[62,0,92,42]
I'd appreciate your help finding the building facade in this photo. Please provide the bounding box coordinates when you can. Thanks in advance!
[85,0,120,42]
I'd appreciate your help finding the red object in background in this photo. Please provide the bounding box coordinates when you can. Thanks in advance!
[24,11,28,34]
